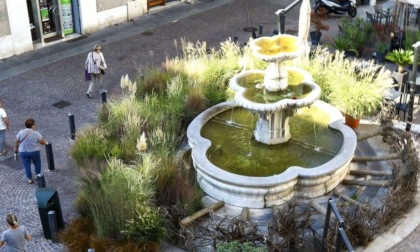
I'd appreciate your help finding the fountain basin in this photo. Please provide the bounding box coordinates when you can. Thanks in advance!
[230,67,321,144]
[187,100,357,208]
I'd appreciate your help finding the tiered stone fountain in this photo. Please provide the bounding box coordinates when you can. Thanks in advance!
[187,34,356,208]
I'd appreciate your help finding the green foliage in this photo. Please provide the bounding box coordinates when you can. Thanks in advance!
[375,41,388,53]
[122,205,168,243]
[404,30,420,51]
[217,241,268,252]
[136,67,173,97]
[154,158,203,214]
[386,49,414,70]
[339,17,374,53]
[301,48,394,118]
[69,126,109,162]
[329,37,358,56]
[77,157,156,241]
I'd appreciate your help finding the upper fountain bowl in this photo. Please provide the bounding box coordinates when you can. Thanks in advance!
[251,34,303,62]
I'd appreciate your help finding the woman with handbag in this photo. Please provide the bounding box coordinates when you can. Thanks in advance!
[85,44,108,98]
[14,119,46,184]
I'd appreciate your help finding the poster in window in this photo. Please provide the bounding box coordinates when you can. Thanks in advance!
[61,0,74,35]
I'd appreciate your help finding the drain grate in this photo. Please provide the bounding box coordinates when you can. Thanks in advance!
[52,100,71,109]
[141,31,153,36]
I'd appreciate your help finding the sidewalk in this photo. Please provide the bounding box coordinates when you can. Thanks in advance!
[0,0,419,251]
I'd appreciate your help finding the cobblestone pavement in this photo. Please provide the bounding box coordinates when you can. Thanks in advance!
[0,0,419,251]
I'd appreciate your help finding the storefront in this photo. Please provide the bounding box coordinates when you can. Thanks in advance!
[26,0,80,43]
[0,0,147,60]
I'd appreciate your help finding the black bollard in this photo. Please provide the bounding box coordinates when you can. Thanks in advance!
[259,25,263,36]
[37,174,46,188]
[68,113,75,140]
[273,29,279,35]
[251,31,257,39]
[101,90,107,104]
[45,142,55,171]
[233,36,238,43]
[47,210,59,243]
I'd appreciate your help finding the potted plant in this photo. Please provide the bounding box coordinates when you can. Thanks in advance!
[330,37,359,58]
[308,50,394,129]
[339,17,375,57]
[375,41,388,63]
[387,49,413,90]
[310,8,329,45]
[372,23,390,64]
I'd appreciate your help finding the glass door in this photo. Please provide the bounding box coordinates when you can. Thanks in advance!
[39,0,59,38]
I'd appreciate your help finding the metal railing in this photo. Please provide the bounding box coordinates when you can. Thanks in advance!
[321,198,354,252]
[406,41,420,132]
[274,0,302,34]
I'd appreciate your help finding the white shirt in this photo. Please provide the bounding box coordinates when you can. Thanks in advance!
[0,108,7,130]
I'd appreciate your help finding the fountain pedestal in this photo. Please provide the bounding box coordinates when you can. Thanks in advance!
[254,108,294,145]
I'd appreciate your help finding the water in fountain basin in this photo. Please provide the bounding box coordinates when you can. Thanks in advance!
[237,71,312,103]
[201,107,343,177]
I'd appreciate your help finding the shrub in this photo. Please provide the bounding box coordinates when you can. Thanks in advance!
[59,216,95,252]
[122,205,168,243]
[136,67,173,97]
[301,48,394,118]
[217,241,268,252]
[77,157,156,241]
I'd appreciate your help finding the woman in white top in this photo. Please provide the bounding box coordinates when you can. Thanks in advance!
[85,44,108,98]
[0,99,10,155]
[0,214,32,252]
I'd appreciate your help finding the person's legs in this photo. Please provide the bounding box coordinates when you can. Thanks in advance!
[19,152,33,179]
[87,74,101,97]
[86,74,96,96]
[32,150,42,176]
[95,74,104,93]
[0,129,5,153]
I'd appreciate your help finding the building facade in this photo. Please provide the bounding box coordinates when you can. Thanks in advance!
[0,0,154,60]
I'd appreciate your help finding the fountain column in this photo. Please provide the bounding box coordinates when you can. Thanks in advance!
[254,108,294,144]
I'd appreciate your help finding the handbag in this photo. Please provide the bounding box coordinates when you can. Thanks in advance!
[100,69,105,75]
[84,69,92,81]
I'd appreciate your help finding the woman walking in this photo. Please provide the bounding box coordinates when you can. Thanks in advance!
[0,214,32,251]
[15,118,46,184]
[85,44,108,98]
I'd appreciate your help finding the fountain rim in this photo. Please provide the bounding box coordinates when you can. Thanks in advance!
[187,100,357,187]
[229,68,321,112]
[251,34,304,62]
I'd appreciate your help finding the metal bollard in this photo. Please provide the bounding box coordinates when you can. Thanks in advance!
[37,174,46,188]
[45,142,55,171]
[101,90,107,104]
[251,31,257,39]
[47,211,59,243]
[68,113,75,140]
[259,24,263,36]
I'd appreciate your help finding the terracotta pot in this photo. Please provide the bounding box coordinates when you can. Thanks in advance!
[345,115,360,129]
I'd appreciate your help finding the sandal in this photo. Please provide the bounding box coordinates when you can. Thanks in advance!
[27,179,33,184]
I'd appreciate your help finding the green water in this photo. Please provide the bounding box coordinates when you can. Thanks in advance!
[237,71,312,103]
[201,107,343,177]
